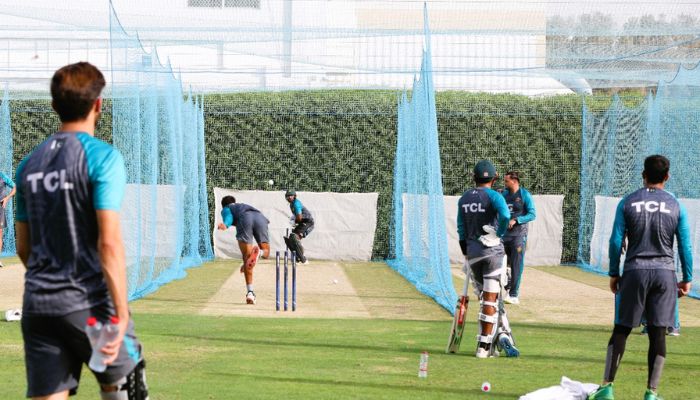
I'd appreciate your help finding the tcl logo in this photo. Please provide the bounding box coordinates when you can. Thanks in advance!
[26,170,74,193]
[630,201,671,214]
[462,203,486,213]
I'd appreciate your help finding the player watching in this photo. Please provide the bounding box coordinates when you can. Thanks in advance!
[588,155,692,400]
[501,171,536,305]
[0,170,16,267]
[15,62,148,400]
[284,190,313,264]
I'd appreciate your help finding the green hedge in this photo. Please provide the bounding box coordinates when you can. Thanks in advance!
[202,91,583,261]
[10,91,590,261]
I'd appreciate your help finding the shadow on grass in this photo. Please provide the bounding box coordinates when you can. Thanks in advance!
[209,371,521,399]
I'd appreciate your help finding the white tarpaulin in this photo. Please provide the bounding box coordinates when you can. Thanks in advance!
[213,188,378,261]
[444,194,565,266]
[591,195,700,275]
[120,183,180,259]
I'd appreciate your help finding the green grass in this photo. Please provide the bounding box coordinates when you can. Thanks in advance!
[1,262,698,399]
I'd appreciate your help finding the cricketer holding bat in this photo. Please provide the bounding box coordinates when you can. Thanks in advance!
[457,160,519,358]
[284,190,313,264]
[588,155,692,400]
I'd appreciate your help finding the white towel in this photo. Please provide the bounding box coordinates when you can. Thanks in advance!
[519,376,598,400]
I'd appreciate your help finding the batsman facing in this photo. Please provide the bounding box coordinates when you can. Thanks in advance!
[284,190,314,264]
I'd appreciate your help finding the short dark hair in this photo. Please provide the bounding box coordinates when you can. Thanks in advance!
[643,155,670,184]
[221,195,236,208]
[505,171,520,182]
[50,62,105,122]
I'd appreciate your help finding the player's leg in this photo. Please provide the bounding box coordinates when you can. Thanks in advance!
[642,269,677,398]
[471,255,504,358]
[252,213,270,259]
[22,313,82,400]
[235,216,259,304]
[84,304,149,400]
[505,236,526,304]
[589,270,645,400]
[0,206,5,266]
[289,224,307,263]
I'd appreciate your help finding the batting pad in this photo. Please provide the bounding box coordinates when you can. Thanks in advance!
[213,188,378,261]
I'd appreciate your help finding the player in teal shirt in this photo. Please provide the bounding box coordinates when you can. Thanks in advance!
[0,171,15,266]
[284,190,313,264]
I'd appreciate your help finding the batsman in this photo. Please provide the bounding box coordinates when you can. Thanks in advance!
[454,160,519,358]
[284,190,313,264]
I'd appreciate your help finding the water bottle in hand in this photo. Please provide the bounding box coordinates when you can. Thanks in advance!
[85,317,102,347]
[89,316,120,372]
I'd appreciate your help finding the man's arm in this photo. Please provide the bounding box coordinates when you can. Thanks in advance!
[15,221,29,267]
[1,186,15,208]
[457,203,466,255]
[489,190,511,237]
[293,200,303,223]
[96,210,129,364]
[608,199,626,293]
[516,189,536,225]
[676,203,693,297]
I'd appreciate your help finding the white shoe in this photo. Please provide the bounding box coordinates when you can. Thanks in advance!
[299,259,309,265]
[4,309,22,322]
[476,347,489,358]
[245,291,256,305]
[504,296,519,305]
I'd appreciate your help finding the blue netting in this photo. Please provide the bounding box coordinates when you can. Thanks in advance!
[387,8,457,312]
[0,85,15,256]
[578,65,700,299]
[110,3,213,300]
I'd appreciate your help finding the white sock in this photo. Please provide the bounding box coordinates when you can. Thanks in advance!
[246,285,254,292]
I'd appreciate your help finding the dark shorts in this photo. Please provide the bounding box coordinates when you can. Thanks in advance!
[615,268,677,328]
[22,302,143,398]
[236,212,269,245]
[293,219,314,238]
[0,205,6,229]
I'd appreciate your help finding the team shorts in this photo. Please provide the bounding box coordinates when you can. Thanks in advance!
[236,212,270,245]
[466,240,505,293]
[22,302,143,398]
[0,205,6,229]
[615,268,677,328]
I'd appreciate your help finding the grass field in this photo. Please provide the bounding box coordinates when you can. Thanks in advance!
[1,260,698,399]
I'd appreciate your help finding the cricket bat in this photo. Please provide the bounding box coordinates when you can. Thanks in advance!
[446,264,471,354]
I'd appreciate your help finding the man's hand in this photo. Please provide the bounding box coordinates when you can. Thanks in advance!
[217,222,226,230]
[101,319,128,365]
[678,281,692,298]
[609,276,620,294]
[508,219,517,230]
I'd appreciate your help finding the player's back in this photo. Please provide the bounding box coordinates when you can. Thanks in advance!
[16,132,124,316]
[622,187,680,271]
[458,187,501,241]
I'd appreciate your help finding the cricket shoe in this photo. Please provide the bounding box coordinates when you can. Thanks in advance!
[504,295,520,305]
[497,334,520,357]
[475,347,490,359]
[667,327,680,336]
[245,291,256,305]
[643,389,663,400]
[587,383,614,400]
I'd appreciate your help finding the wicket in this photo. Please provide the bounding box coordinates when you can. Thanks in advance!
[276,250,297,311]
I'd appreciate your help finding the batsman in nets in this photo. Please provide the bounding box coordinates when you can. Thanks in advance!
[455,160,519,359]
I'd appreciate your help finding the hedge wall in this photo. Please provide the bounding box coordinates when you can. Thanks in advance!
[202,91,583,261]
[10,91,587,262]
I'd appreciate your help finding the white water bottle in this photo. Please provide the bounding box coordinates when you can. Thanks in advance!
[89,316,120,373]
[85,317,102,347]
[418,351,429,378]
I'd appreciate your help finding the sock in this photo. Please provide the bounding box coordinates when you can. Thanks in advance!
[246,285,254,292]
